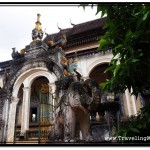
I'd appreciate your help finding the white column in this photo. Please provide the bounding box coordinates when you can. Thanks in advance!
[48,82,55,96]
[20,87,31,135]
[125,89,131,117]
[131,88,137,115]
[7,97,19,143]
[3,99,9,143]
[48,83,55,104]
[79,59,88,80]
[48,82,56,119]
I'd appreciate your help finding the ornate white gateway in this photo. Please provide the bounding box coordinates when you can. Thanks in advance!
[4,14,68,143]
[7,68,57,143]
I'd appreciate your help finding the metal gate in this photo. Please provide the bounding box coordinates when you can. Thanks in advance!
[38,84,54,143]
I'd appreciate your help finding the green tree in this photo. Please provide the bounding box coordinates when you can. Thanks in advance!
[81,4,150,142]
[83,4,150,98]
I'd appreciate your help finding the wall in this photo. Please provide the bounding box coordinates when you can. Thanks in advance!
[0,76,3,88]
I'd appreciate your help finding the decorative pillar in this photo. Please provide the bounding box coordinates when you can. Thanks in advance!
[48,83,56,120]
[125,89,137,117]
[3,99,9,143]
[20,87,31,140]
[6,97,19,143]
[131,88,137,115]
[125,89,132,117]
[79,58,88,80]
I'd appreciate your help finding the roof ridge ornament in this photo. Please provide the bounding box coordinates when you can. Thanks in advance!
[32,13,43,41]
[57,23,62,30]
[70,18,75,26]
[35,13,42,31]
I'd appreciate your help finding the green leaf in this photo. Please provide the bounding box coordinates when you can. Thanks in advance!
[125,30,133,40]
[122,131,127,137]
[96,5,102,15]
[131,59,139,63]
[104,65,114,73]
[138,52,143,57]
[115,44,123,50]
[96,5,107,17]
[103,21,110,29]
[130,128,140,133]
[101,9,107,18]
[142,11,149,21]
[100,82,106,89]
[99,38,107,49]
[79,4,89,10]
[137,124,142,129]
[114,64,121,76]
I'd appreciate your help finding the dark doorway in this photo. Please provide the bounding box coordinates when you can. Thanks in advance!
[89,63,111,84]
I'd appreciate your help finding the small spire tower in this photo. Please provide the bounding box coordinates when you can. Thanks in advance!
[32,13,43,40]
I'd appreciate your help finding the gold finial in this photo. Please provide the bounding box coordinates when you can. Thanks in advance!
[20,49,25,55]
[37,13,41,22]
[35,13,42,31]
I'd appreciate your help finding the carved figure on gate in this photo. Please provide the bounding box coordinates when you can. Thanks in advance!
[60,53,79,76]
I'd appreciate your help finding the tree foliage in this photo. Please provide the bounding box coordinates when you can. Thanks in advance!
[81,4,150,142]
[82,4,150,98]
[116,102,150,143]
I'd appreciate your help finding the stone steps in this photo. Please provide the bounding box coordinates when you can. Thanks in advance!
[15,138,49,144]
[14,140,39,144]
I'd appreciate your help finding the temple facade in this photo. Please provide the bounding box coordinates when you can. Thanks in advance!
[0,14,143,144]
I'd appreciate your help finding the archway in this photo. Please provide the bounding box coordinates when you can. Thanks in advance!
[89,62,113,105]
[7,68,57,143]
[89,63,111,84]
[28,76,53,143]
[89,63,125,117]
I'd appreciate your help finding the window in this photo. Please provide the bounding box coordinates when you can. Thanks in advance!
[30,107,37,122]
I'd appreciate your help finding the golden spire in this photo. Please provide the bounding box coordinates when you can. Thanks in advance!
[35,13,42,31]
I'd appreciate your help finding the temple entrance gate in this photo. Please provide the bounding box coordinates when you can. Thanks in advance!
[11,70,57,144]
[28,77,54,143]
[38,87,54,143]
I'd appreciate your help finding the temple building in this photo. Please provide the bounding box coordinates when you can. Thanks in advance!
[0,14,144,144]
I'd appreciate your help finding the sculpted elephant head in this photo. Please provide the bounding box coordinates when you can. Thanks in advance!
[53,81,91,142]
[63,82,91,142]
[67,82,91,113]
